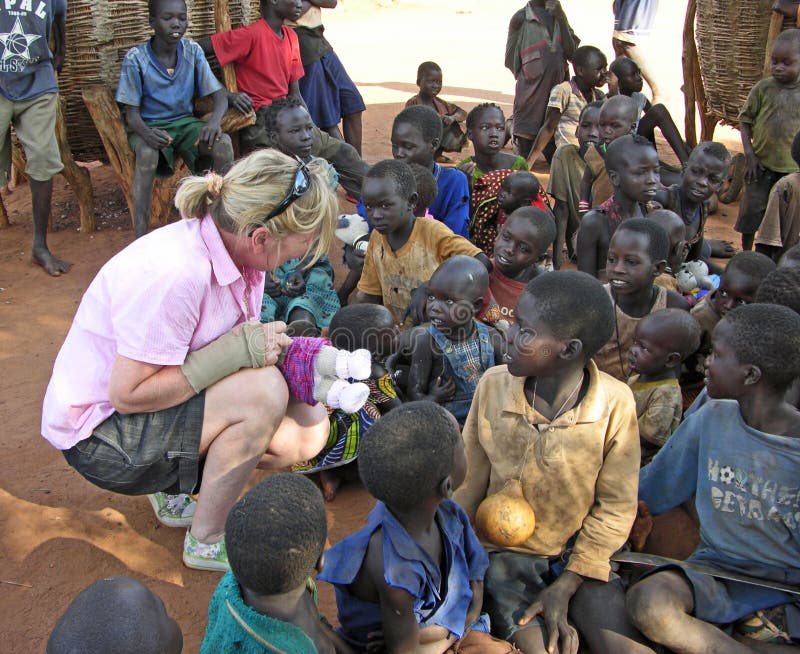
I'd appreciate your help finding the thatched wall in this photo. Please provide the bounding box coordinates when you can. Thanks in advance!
[61,0,261,160]
[694,0,793,126]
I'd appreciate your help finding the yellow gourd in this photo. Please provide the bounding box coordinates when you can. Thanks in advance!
[475,479,536,547]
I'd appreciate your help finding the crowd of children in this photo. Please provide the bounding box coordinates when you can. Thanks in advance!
[40,0,800,652]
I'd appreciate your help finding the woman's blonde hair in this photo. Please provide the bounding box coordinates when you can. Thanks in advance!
[174,149,337,264]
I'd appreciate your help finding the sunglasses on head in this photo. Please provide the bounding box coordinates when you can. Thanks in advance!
[249,160,311,235]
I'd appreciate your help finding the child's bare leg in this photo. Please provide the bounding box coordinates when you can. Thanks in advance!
[257,398,329,470]
[209,133,234,174]
[132,141,159,239]
[325,123,345,142]
[338,267,362,305]
[342,112,363,156]
[319,468,343,501]
[627,570,755,654]
[30,177,71,275]
[638,104,690,165]
[553,199,569,269]
[515,136,534,160]
[734,637,800,652]
[742,233,755,251]
[569,579,654,653]
[508,622,555,654]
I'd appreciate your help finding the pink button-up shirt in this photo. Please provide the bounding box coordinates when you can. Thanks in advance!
[42,216,265,450]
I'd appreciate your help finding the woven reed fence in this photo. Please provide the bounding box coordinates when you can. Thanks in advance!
[61,0,261,161]
[694,0,792,127]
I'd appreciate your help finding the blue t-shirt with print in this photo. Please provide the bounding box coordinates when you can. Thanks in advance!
[0,0,66,101]
[116,38,222,124]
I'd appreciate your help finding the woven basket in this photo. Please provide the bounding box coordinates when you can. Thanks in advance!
[60,0,261,160]
[694,0,794,127]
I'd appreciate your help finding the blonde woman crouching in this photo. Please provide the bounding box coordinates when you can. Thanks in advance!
[42,149,338,571]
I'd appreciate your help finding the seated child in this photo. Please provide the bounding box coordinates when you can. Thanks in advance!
[627,303,800,653]
[356,160,485,326]
[628,309,702,464]
[259,98,340,334]
[391,105,471,237]
[690,251,776,370]
[781,242,800,268]
[491,207,557,323]
[47,577,182,654]
[594,219,690,381]
[294,304,401,501]
[755,129,800,260]
[406,61,468,158]
[609,56,690,165]
[577,134,659,280]
[116,0,232,238]
[408,162,439,217]
[319,401,517,653]
[527,45,607,165]
[459,103,528,186]
[455,271,646,654]
[579,94,639,209]
[649,209,687,293]
[201,474,348,653]
[471,168,545,255]
[548,100,602,269]
[652,141,731,265]
[402,256,505,425]
[735,30,800,251]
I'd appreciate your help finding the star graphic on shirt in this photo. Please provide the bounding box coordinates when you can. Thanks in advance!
[0,17,41,65]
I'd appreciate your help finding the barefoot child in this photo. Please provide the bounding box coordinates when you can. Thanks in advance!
[577,134,659,279]
[736,29,800,251]
[455,271,647,654]
[594,219,690,381]
[260,98,340,334]
[402,256,505,425]
[47,577,182,654]
[491,207,557,323]
[117,0,232,238]
[628,309,701,464]
[548,100,602,268]
[652,141,731,265]
[320,402,517,653]
[294,304,401,501]
[627,304,800,653]
[356,160,486,326]
[755,129,800,260]
[527,45,607,165]
[201,474,350,653]
[406,61,468,158]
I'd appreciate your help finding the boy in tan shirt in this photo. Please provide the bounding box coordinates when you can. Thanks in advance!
[454,271,647,654]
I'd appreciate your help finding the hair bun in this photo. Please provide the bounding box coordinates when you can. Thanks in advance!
[205,172,224,201]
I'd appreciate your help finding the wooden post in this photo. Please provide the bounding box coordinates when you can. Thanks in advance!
[215,0,238,93]
[55,97,95,233]
[764,10,785,77]
[682,0,698,149]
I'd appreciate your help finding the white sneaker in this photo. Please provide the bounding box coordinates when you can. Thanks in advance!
[182,530,229,572]
[147,492,196,527]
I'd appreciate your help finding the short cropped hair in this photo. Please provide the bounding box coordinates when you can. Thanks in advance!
[466,102,504,131]
[365,159,417,201]
[416,60,441,82]
[722,304,800,390]
[226,474,327,595]
[505,171,541,200]
[149,0,185,17]
[359,401,460,511]
[792,131,800,168]
[408,162,438,209]
[329,304,394,352]
[613,217,670,263]
[264,95,306,135]
[573,45,606,69]
[643,309,702,359]
[600,94,639,124]
[507,207,557,256]
[774,28,800,55]
[755,267,800,315]
[521,271,615,358]
[393,105,443,144]
[579,99,604,122]
[609,56,638,78]
[691,141,731,165]
[47,577,178,654]
[780,243,800,268]
[604,133,656,174]
[725,251,776,288]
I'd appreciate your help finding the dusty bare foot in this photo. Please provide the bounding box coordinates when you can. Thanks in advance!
[32,246,72,276]
[319,469,342,502]
[708,239,736,258]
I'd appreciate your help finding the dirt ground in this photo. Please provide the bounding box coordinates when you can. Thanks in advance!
[0,1,745,651]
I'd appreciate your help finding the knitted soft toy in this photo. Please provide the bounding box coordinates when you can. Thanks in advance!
[676,260,715,295]
[335,214,370,254]
[280,337,372,413]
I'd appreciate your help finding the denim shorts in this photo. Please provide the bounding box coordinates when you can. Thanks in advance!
[63,393,205,496]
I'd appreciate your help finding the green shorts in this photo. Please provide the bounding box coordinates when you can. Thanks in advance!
[128,115,212,178]
[0,92,63,185]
